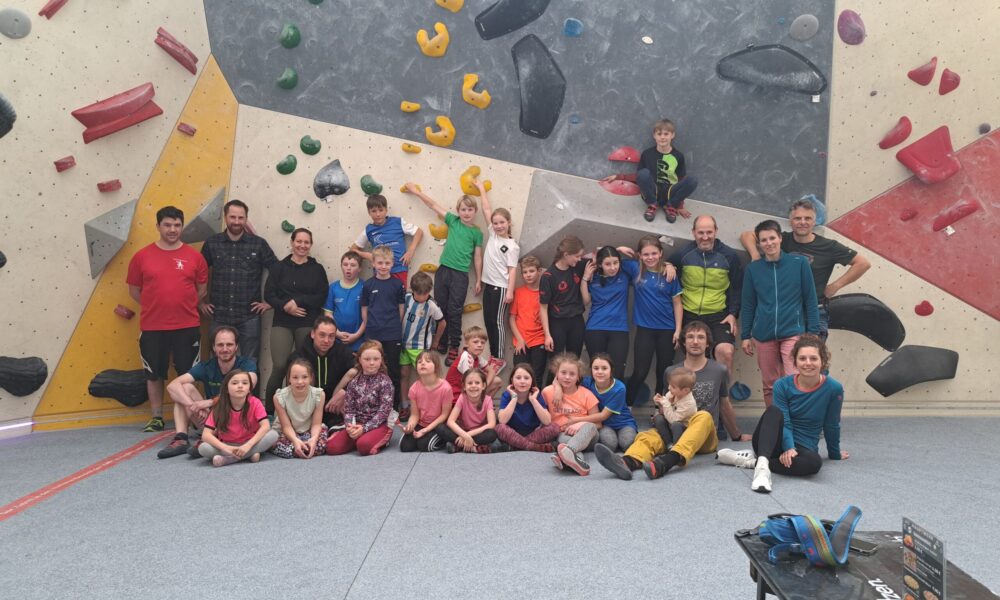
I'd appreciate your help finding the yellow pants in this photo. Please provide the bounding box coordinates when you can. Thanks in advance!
[624,411,718,465]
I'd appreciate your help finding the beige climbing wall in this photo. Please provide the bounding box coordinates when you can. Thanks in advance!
[0,0,209,433]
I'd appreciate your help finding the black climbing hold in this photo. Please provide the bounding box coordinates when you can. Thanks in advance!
[511,34,566,139]
[313,159,350,199]
[0,92,16,139]
[0,249,5,269]
[865,345,959,397]
[716,44,827,95]
[828,293,905,351]
[88,369,148,407]
[0,356,48,396]
[475,0,550,41]
[979,123,991,135]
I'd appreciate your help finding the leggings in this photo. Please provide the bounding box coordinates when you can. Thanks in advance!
[597,425,637,452]
[751,405,823,476]
[271,426,329,458]
[265,326,311,410]
[482,283,509,361]
[584,329,629,381]
[626,326,676,406]
[513,345,548,384]
[326,425,393,456]
[557,422,598,452]
[636,169,699,209]
[199,430,280,460]
[399,427,444,452]
[379,340,402,409]
[434,265,470,350]
[495,422,560,451]
[434,423,498,446]
[546,314,585,384]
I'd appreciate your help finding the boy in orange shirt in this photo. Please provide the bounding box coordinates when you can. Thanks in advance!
[509,255,548,383]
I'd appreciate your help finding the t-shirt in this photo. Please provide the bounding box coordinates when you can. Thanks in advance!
[664,360,728,425]
[454,393,494,431]
[773,374,844,459]
[445,350,490,399]
[408,379,453,428]
[126,243,208,331]
[542,385,599,428]
[185,356,258,399]
[361,276,405,341]
[621,259,683,330]
[539,261,587,319]
[204,395,268,444]
[585,269,630,332]
[323,279,365,351]
[498,390,549,436]
[510,286,545,348]
[401,293,444,350]
[272,385,323,434]
[638,145,687,186]
[582,376,636,430]
[355,216,419,274]
[781,233,857,301]
[439,212,483,272]
[481,230,520,288]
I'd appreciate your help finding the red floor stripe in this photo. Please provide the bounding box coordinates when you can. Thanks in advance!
[0,431,172,522]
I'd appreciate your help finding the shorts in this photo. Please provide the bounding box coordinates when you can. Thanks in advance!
[399,347,423,366]
[139,326,201,381]
[682,310,736,347]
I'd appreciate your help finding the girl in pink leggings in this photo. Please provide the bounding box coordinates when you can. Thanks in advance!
[326,341,394,456]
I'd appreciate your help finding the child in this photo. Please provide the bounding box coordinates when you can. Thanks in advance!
[199,369,278,467]
[361,245,405,411]
[445,326,502,400]
[602,118,698,224]
[509,255,548,382]
[400,271,446,409]
[581,246,631,381]
[544,353,601,475]
[652,366,698,447]
[399,351,453,452]
[437,368,497,453]
[326,341,395,456]
[477,181,520,362]
[323,250,365,351]
[404,182,483,366]
[350,194,423,286]
[495,363,559,452]
[271,359,327,458]
[582,353,637,452]
[539,236,589,380]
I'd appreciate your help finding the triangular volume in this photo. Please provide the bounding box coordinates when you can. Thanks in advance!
[180,187,226,244]
[84,199,138,278]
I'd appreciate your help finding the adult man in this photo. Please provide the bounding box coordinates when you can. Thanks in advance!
[199,199,277,360]
[594,321,751,480]
[156,326,259,458]
[286,315,355,428]
[740,199,870,339]
[126,206,208,432]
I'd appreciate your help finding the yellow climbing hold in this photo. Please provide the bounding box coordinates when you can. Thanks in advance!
[425,115,455,147]
[401,101,421,113]
[429,223,449,239]
[400,183,422,193]
[463,303,483,314]
[462,74,492,109]
[402,143,422,154]
[460,165,492,196]
[416,22,450,58]
[419,263,439,273]
[435,0,464,13]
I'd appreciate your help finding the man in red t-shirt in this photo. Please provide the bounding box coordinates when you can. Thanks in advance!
[126,206,208,432]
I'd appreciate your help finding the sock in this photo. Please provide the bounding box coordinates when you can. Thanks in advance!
[474,444,492,454]
[623,455,642,471]
[660,450,682,472]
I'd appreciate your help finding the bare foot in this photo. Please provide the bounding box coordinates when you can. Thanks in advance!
[678,207,692,219]
[249,452,261,463]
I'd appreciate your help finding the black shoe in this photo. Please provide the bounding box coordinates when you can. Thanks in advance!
[187,439,203,458]
[595,443,632,480]
[157,435,189,459]
[643,456,667,480]
[446,442,457,454]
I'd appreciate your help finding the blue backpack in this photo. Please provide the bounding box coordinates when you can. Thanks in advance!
[757,505,862,567]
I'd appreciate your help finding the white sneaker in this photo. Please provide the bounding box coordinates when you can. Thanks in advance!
[751,456,772,493]
[716,448,757,469]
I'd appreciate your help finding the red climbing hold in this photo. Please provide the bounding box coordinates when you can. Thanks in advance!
[895,126,960,184]
[71,82,163,144]
[177,122,196,136]
[899,208,918,221]
[54,155,76,172]
[97,179,121,192]
[155,28,199,75]
[598,179,641,196]
[939,68,960,95]
[914,301,934,316]
[837,10,866,45]
[38,0,69,19]
[114,304,136,320]
[878,116,912,150]
[931,198,981,232]
[608,146,640,163]
[907,57,937,86]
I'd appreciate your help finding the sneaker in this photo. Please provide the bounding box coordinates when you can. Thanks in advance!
[664,206,678,224]
[716,448,756,469]
[642,456,667,480]
[643,204,657,222]
[212,454,239,467]
[142,416,165,432]
[445,347,459,366]
[751,457,772,493]
[550,451,564,470]
[594,443,632,480]
[446,442,457,454]
[156,435,190,459]
[557,443,590,476]
[187,439,203,458]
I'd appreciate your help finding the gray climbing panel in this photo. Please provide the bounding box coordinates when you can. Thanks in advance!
[179,187,226,244]
[84,199,138,279]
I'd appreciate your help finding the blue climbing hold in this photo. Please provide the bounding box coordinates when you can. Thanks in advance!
[563,18,583,37]
[568,114,581,124]
[801,194,826,225]
[730,382,751,402]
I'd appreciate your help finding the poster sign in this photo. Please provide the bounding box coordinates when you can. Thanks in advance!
[902,517,946,600]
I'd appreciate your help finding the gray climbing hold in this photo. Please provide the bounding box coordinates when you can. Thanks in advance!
[179,187,226,244]
[865,345,959,397]
[0,356,48,396]
[716,44,827,95]
[0,92,15,138]
[88,369,148,407]
[475,0,550,41]
[313,159,350,199]
[789,14,819,41]
[0,249,5,269]
[979,123,991,135]
[0,8,31,39]
[84,199,139,279]
[512,34,566,139]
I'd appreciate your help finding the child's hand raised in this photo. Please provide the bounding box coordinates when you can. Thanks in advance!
[402,182,420,194]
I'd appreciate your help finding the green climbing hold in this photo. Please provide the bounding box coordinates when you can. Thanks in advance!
[360,174,383,196]
[276,155,298,175]
[300,135,321,155]
[301,199,316,213]
[277,67,298,90]
[281,220,296,233]
[279,24,301,48]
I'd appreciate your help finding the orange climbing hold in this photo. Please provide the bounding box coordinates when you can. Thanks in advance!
[939,68,960,95]
[400,101,421,113]
[416,22,450,57]
[895,126,960,184]
[878,116,912,150]
[429,223,449,239]
[907,57,937,86]
[419,263,439,273]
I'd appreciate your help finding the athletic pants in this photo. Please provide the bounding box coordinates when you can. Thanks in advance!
[495,422,560,451]
[265,326,311,410]
[626,326,676,406]
[624,411,717,465]
[584,329,629,381]
[199,430,280,460]
[636,170,699,209]
[557,422,598,452]
[481,283,509,361]
[597,425,637,452]
[326,425,393,456]
[433,423,498,446]
[753,336,800,406]
[751,405,823,476]
[399,428,444,452]
[546,314,584,384]
[513,345,548,384]
[434,265,469,351]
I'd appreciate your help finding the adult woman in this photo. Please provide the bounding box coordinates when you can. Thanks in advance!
[717,335,848,493]
[264,228,329,407]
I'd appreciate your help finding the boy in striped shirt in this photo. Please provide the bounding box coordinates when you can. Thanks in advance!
[400,271,446,417]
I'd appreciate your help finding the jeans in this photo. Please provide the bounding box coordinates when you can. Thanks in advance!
[636,169,699,208]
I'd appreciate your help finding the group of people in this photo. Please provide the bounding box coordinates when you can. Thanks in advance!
[124,117,869,492]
